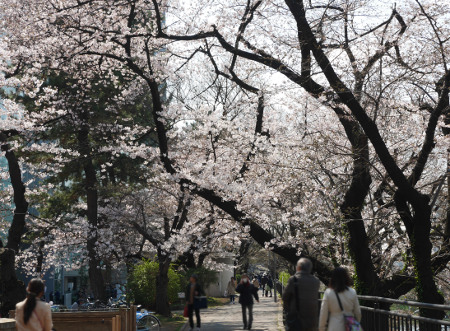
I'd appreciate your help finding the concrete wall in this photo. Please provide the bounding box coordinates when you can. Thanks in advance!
[204,256,234,297]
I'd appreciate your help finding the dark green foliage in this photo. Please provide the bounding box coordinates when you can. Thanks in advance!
[128,260,183,309]
[183,266,218,289]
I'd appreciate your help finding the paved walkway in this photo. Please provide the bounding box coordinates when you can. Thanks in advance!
[182,295,283,331]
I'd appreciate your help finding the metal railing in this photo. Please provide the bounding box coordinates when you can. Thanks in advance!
[356,295,450,331]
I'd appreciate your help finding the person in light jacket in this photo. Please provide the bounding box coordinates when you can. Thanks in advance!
[227,277,237,304]
[319,267,361,331]
[15,278,53,331]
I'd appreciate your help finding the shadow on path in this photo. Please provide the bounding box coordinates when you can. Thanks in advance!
[182,295,282,331]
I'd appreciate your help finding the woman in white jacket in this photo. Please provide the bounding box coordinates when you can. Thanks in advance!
[319,267,361,331]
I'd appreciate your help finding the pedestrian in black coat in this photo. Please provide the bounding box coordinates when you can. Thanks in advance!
[235,274,259,330]
[185,274,203,331]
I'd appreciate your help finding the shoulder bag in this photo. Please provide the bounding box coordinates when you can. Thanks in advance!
[334,291,363,331]
[194,296,208,309]
[285,276,302,331]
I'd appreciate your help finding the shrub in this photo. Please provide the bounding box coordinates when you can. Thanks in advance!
[279,271,291,287]
[128,260,183,309]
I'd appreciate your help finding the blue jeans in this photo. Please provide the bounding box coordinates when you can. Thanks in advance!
[229,294,236,302]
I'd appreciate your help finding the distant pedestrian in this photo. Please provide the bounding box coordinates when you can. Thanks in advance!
[282,258,320,331]
[15,278,53,331]
[185,274,203,331]
[318,267,361,331]
[227,277,237,304]
[266,277,273,297]
[236,274,259,330]
[261,274,268,293]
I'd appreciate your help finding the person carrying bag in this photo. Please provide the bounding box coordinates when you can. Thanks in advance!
[319,267,362,331]
[284,276,302,330]
[185,274,203,331]
[335,292,363,331]
[282,258,320,331]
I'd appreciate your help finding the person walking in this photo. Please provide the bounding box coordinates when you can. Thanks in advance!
[261,274,268,295]
[227,277,237,304]
[236,274,259,330]
[266,277,273,297]
[282,258,320,331]
[15,278,53,331]
[185,274,203,331]
[318,267,361,331]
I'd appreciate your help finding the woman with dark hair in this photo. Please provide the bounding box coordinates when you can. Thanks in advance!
[15,278,53,331]
[318,267,361,331]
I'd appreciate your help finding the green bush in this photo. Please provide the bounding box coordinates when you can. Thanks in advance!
[279,271,291,287]
[128,260,183,309]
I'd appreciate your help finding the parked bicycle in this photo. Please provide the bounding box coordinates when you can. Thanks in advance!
[136,307,161,331]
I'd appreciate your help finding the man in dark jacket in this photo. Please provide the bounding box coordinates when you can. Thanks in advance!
[282,258,320,331]
[185,274,203,331]
[235,274,259,330]
[261,274,268,294]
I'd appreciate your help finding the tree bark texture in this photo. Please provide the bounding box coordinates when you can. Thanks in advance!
[0,141,28,316]
[77,120,106,301]
[0,248,26,317]
[3,149,29,252]
[155,250,171,317]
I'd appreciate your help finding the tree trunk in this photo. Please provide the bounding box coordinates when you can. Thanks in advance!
[338,125,383,297]
[410,199,445,320]
[78,121,105,301]
[0,143,28,316]
[0,248,26,317]
[85,157,106,301]
[155,251,171,317]
[4,149,29,252]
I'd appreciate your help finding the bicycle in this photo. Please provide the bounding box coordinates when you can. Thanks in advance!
[136,308,161,331]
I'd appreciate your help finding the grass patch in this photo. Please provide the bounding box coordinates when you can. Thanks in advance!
[207,297,230,307]
[154,313,186,331]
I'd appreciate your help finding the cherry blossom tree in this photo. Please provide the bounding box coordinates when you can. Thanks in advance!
[1,0,448,320]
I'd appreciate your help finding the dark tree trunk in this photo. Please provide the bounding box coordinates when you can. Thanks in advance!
[36,240,45,276]
[0,248,26,317]
[4,149,29,252]
[155,250,171,317]
[340,149,382,296]
[333,106,381,296]
[0,141,28,316]
[77,121,105,301]
[85,155,106,301]
[410,198,445,320]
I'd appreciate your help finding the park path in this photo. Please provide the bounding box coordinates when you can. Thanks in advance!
[181,294,283,331]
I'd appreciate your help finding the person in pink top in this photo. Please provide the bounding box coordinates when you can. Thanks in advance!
[15,278,53,331]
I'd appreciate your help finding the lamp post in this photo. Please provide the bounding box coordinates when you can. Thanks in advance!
[272,250,277,303]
